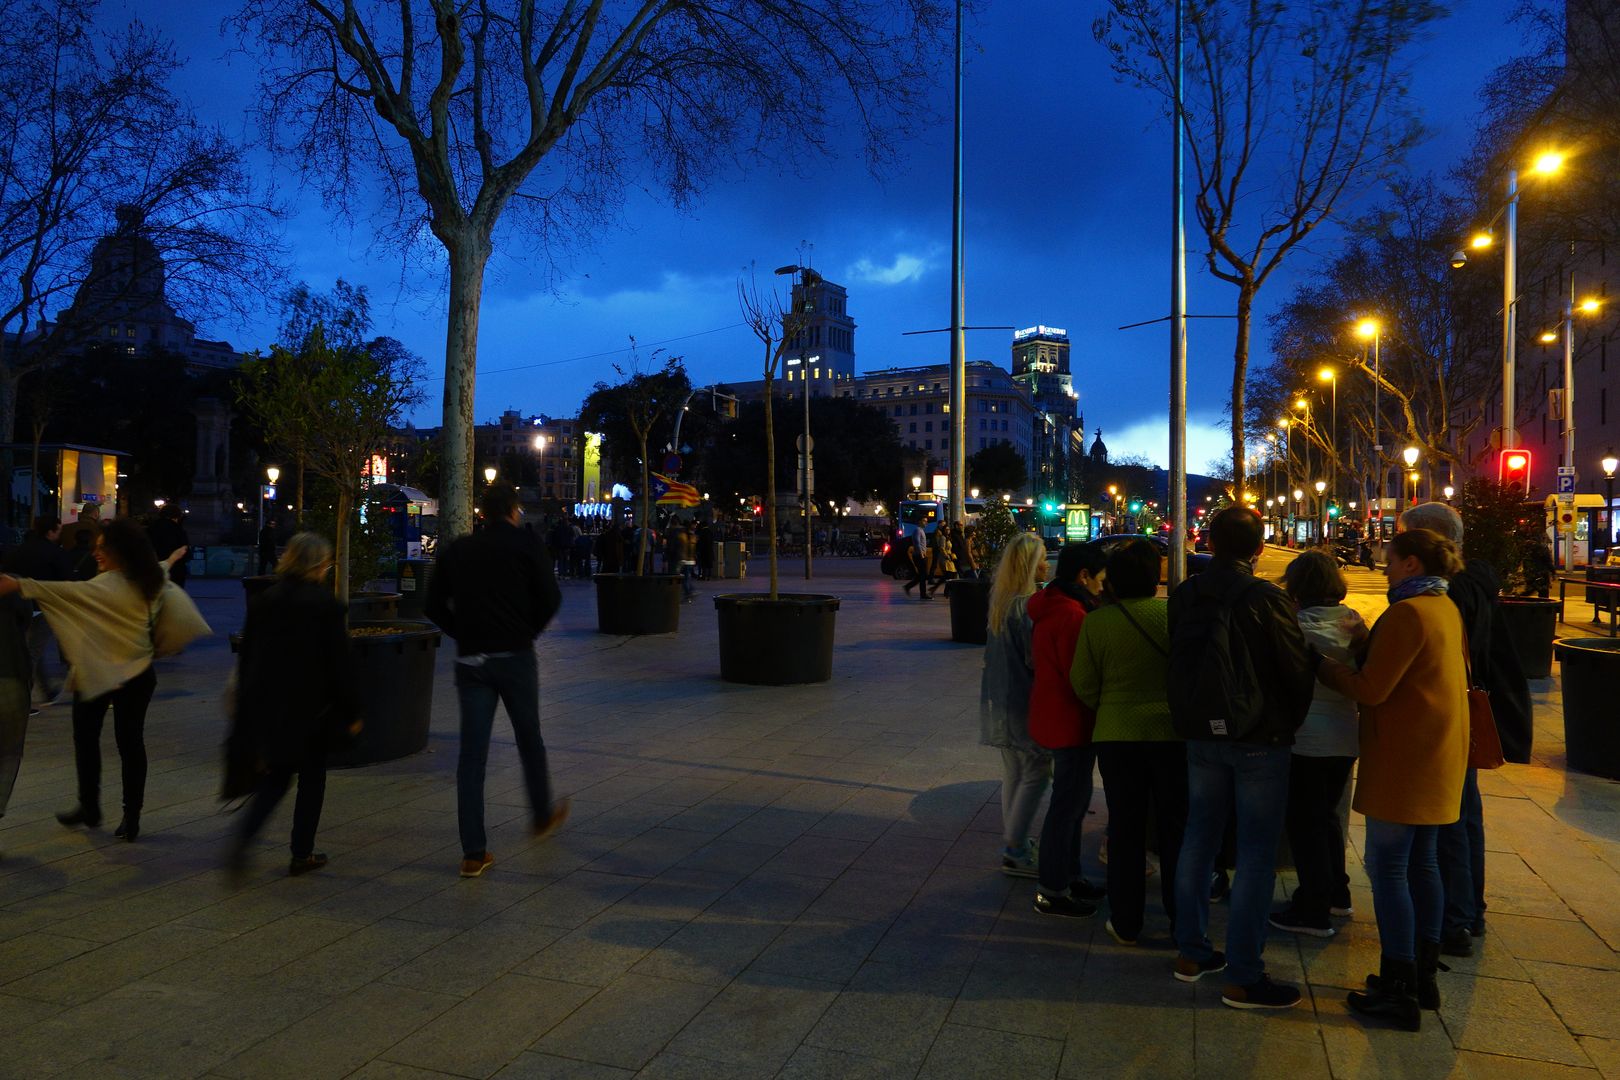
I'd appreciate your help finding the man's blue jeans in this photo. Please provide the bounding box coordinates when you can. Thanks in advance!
[1437,767,1485,934]
[1175,741,1292,988]
[1364,817,1442,963]
[454,650,553,859]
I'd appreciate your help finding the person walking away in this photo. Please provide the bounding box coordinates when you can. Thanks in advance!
[257,521,279,576]
[674,522,697,602]
[951,521,978,580]
[1169,506,1315,1010]
[61,503,101,552]
[228,533,360,878]
[147,504,191,589]
[1070,538,1184,944]
[980,533,1049,878]
[0,520,202,842]
[1269,550,1366,938]
[1399,501,1529,955]
[0,588,33,852]
[1029,542,1110,917]
[5,517,72,705]
[899,533,930,601]
[426,485,567,879]
[928,522,955,590]
[1318,528,1469,1031]
[595,524,623,575]
[696,521,714,579]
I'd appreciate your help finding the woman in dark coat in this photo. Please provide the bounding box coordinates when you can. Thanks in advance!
[228,532,360,877]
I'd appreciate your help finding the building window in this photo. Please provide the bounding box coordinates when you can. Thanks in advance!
[980,438,987,449]
[894,406,902,416]
[925,440,933,450]
[909,422,917,433]
[1001,419,1008,431]
[925,402,934,414]
[909,439,917,449]
[910,404,918,416]
[924,421,933,432]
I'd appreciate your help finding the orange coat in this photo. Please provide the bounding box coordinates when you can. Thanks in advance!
[1319,594,1468,825]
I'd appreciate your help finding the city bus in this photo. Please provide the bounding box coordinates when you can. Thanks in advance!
[896,496,1042,536]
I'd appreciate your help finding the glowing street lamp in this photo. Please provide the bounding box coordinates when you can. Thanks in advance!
[1443,485,1455,501]
[484,466,498,485]
[1603,450,1619,548]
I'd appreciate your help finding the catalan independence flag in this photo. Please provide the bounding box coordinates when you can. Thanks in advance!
[650,473,701,508]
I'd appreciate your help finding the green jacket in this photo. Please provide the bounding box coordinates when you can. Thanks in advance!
[1069,598,1177,743]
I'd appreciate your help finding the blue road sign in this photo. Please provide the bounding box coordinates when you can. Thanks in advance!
[1557,474,1576,494]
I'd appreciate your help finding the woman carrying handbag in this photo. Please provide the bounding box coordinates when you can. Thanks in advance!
[0,519,208,842]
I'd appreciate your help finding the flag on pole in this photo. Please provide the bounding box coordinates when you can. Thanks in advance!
[650,473,701,507]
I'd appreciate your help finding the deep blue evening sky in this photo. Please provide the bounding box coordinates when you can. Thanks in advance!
[119,0,1524,469]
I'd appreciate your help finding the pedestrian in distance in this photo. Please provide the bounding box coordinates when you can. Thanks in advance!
[60,502,101,553]
[899,532,930,600]
[980,532,1049,879]
[927,521,955,590]
[674,521,697,602]
[146,504,191,589]
[227,533,360,880]
[425,484,568,879]
[1269,550,1366,939]
[1318,528,1470,1032]
[5,516,73,705]
[257,520,279,576]
[951,521,978,580]
[1070,537,1185,946]
[1169,506,1315,1010]
[0,586,33,851]
[1030,541,1110,918]
[1398,501,1529,956]
[0,519,205,842]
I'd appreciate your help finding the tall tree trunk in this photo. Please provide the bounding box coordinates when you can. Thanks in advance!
[441,235,491,542]
[296,453,306,527]
[764,375,778,600]
[334,483,354,612]
[0,370,20,528]
[1230,284,1256,502]
[637,431,651,575]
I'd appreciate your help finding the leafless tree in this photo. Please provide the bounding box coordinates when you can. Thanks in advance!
[0,0,280,460]
[235,0,952,541]
[1095,0,1442,497]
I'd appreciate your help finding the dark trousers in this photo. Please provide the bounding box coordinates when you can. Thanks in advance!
[238,751,328,857]
[1438,767,1486,934]
[1096,741,1188,940]
[71,666,156,815]
[455,650,553,858]
[1038,744,1097,894]
[1284,754,1355,919]
[904,556,928,598]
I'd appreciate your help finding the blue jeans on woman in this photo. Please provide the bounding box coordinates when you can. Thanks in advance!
[1364,818,1443,964]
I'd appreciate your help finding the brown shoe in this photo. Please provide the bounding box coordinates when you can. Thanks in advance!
[288,852,329,876]
[459,851,495,878]
[532,798,571,841]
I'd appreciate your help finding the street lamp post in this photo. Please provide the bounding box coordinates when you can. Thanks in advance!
[260,465,281,539]
[1314,479,1327,543]
[1317,366,1337,514]
[1402,447,1420,505]
[1603,451,1618,550]
[484,466,497,485]
[1355,319,1381,518]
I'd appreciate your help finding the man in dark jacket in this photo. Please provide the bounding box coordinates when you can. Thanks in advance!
[1399,501,1529,955]
[5,517,71,704]
[1169,506,1316,1012]
[146,505,191,589]
[426,485,565,879]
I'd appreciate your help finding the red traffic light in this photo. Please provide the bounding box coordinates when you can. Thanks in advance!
[1498,448,1532,493]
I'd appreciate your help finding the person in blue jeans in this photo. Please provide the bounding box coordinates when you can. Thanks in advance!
[426,485,567,879]
[1169,507,1316,1011]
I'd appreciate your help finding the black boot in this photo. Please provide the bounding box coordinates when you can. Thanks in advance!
[1365,940,1443,1010]
[56,804,102,829]
[114,812,140,842]
[1348,956,1421,1031]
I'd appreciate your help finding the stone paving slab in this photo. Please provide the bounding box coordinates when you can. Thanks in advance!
[0,556,1617,1078]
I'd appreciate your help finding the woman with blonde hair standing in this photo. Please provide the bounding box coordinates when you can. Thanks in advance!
[979,531,1049,877]
[228,532,360,878]
[1318,527,1469,1031]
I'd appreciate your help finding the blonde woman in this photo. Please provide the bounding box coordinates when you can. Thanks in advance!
[227,533,360,878]
[979,532,1050,877]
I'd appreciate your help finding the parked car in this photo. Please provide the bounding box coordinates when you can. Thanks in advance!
[1093,533,1212,581]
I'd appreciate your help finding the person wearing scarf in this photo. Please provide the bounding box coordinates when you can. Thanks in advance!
[1317,528,1469,1033]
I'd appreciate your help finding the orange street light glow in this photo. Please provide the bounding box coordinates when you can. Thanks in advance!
[1470,232,1494,250]
[1540,330,1559,343]
[1354,319,1379,340]
[1531,151,1565,175]
[1317,367,1334,382]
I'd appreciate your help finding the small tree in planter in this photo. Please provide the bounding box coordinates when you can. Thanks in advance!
[238,281,424,603]
[1457,476,1560,679]
[714,267,839,683]
[578,352,689,633]
[972,496,1020,573]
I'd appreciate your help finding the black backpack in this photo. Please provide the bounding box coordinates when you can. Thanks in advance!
[1168,574,1268,740]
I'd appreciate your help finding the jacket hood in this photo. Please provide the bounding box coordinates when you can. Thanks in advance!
[1296,603,1363,638]
[1027,582,1084,623]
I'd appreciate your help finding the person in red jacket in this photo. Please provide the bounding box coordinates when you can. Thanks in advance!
[1029,542,1110,918]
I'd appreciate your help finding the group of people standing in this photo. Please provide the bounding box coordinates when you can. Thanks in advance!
[980,503,1525,1030]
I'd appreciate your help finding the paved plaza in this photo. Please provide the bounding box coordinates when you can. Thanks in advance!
[1,556,1619,1079]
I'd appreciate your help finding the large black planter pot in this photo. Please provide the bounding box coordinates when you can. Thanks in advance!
[1500,597,1562,680]
[715,593,840,685]
[227,621,442,768]
[593,573,682,635]
[338,621,443,767]
[944,578,991,645]
[347,591,402,622]
[1554,637,1620,779]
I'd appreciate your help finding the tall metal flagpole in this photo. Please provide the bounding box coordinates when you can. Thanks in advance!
[1168,0,1189,586]
[948,0,967,526]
